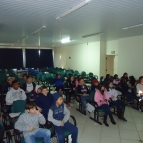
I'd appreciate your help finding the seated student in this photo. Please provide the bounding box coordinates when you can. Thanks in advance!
[15,101,51,143]
[128,76,136,95]
[30,87,41,101]
[121,72,128,83]
[23,76,36,99]
[75,75,82,87]
[6,80,27,112]
[3,77,12,94]
[48,93,78,143]
[118,78,133,104]
[67,76,76,108]
[54,74,63,94]
[113,74,120,86]
[136,76,143,97]
[91,79,99,92]
[106,81,127,121]
[104,74,111,85]
[35,86,53,119]
[20,74,27,88]
[77,78,89,115]
[94,84,116,126]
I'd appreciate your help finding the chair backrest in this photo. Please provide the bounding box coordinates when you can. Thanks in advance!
[89,91,95,102]
[11,100,26,113]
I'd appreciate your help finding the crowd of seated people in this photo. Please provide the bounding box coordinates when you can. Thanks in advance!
[2,71,143,142]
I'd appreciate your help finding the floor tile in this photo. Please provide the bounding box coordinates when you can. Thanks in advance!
[120,129,140,140]
[135,123,143,131]
[121,139,140,143]
[79,133,100,143]
[119,122,136,130]
[101,127,120,138]
[100,137,120,143]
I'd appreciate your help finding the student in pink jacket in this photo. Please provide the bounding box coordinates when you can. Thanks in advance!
[94,84,116,127]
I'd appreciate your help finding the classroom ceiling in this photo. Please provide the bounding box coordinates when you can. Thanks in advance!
[0,0,143,47]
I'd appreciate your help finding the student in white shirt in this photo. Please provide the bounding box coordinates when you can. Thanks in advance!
[22,76,36,100]
[6,80,27,112]
[106,81,127,121]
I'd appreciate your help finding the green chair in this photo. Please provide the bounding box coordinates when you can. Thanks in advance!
[81,71,86,78]
[90,101,104,125]
[11,100,26,113]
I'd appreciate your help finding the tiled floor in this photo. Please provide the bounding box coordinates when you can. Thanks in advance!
[68,101,143,143]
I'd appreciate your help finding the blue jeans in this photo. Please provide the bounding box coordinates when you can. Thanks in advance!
[98,104,111,116]
[24,128,51,143]
[54,122,78,143]
[113,100,125,109]
[80,96,89,111]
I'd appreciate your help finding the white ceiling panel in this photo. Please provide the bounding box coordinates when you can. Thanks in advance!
[0,0,143,47]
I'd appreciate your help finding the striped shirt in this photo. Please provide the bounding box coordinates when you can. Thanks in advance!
[14,111,46,137]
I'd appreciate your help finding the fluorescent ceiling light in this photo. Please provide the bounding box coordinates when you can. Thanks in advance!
[56,0,93,20]
[31,26,46,34]
[61,38,71,43]
[122,23,143,30]
[82,32,103,38]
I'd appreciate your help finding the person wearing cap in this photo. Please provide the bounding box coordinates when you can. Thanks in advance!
[3,77,12,94]
[48,93,78,143]
[91,79,99,92]
[106,81,127,121]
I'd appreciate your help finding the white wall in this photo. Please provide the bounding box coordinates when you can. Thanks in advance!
[100,42,106,77]
[54,42,101,78]
[106,40,118,55]
[118,35,143,79]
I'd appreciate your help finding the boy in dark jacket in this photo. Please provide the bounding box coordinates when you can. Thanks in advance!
[35,86,53,119]
[54,74,63,94]
[91,79,99,92]
[77,78,89,115]
[48,93,78,143]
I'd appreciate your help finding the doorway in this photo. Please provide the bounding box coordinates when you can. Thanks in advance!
[106,55,115,75]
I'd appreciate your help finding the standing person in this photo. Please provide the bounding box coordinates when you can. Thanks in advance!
[15,102,51,143]
[94,84,116,126]
[5,80,27,112]
[20,74,27,88]
[35,86,53,119]
[77,78,89,115]
[48,93,78,143]
[3,77,12,94]
[23,76,36,100]
[106,81,127,121]
[67,76,76,108]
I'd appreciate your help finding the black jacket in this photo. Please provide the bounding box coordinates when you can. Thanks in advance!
[22,82,36,93]
[77,84,89,95]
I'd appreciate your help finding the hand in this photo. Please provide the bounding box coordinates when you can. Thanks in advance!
[111,95,115,99]
[35,110,40,114]
[29,99,34,101]
[83,93,86,96]
[61,120,64,126]
[37,107,42,112]
[102,101,105,104]
[69,90,72,92]
[73,88,76,91]
[25,90,29,93]
[29,126,34,131]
